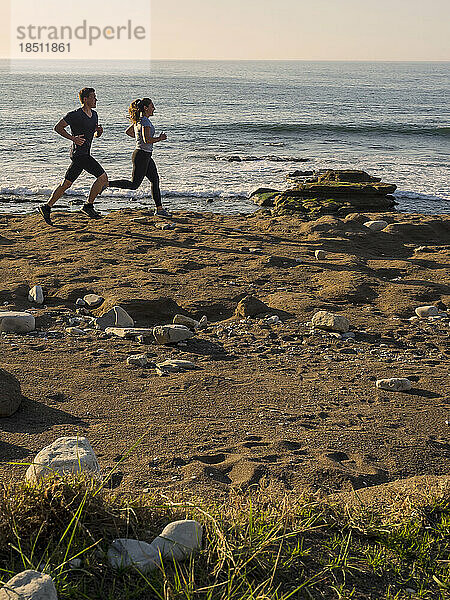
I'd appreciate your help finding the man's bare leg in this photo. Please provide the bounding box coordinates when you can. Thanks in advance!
[48,179,72,207]
[87,173,108,204]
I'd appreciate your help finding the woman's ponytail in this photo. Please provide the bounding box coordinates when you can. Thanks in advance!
[128,97,152,124]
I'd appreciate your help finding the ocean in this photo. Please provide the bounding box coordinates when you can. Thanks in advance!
[1,59,449,215]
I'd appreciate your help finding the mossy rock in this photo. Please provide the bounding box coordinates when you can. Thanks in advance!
[290,182,397,197]
[249,188,280,207]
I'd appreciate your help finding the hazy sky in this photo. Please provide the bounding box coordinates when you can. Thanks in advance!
[2,0,450,60]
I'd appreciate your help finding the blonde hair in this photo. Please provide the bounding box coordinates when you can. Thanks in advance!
[128,98,152,125]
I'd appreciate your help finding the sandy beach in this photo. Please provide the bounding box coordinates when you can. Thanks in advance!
[0,207,449,497]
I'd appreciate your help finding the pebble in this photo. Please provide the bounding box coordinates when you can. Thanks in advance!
[376,378,412,391]
[156,359,197,373]
[83,293,104,308]
[262,315,280,325]
[75,298,86,307]
[65,327,86,336]
[364,220,388,232]
[126,354,148,367]
[28,285,44,305]
[314,250,326,260]
[105,327,154,339]
[0,570,58,600]
[415,305,438,318]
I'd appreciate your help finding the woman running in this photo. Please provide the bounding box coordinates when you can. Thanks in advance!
[108,98,169,215]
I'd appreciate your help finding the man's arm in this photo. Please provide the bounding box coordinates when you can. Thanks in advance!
[143,126,167,144]
[54,118,85,146]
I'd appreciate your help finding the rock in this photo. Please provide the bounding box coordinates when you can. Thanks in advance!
[311,311,350,333]
[364,220,389,232]
[107,520,202,572]
[249,188,280,207]
[25,436,101,483]
[415,305,438,318]
[150,519,203,562]
[75,298,86,307]
[0,570,58,600]
[83,293,104,308]
[65,327,86,336]
[198,315,208,329]
[105,327,154,339]
[0,369,22,417]
[153,324,194,345]
[95,306,134,330]
[107,538,159,571]
[127,354,148,367]
[318,169,381,184]
[235,295,270,318]
[173,314,200,330]
[155,222,175,230]
[28,285,44,305]
[376,378,412,391]
[0,311,35,334]
[315,250,327,260]
[261,315,280,325]
[156,359,197,373]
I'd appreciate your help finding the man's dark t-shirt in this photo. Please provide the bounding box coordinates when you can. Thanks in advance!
[63,108,98,159]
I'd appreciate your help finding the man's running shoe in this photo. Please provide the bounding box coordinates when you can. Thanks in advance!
[81,203,102,219]
[154,208,171,217]
[38,204,54,226]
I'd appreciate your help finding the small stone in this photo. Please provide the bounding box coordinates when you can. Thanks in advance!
[0,368,22,418]
[68,558,82,569]
[376,378,412,391]
[155,222,175,230]
[341,332,355,340]
[261,315,280,325]
[150,519,203,562]
[25,436,101,483]
[95,306,134,330]
[198,315,208,329]
[108,539,159,571]
[314,250,326,260]
[415,305,438,318]
[364,220,388,232]
[75,298,86,307]
[235,295,270,318]
[153,324,194,345]
[105,327,154,339]
[127,354,148,367]
[83,293,104,308]
[28,285,44,305]
[311,311,350,333]
[173,314,200,330]
[0,570,58,600]
[65,327,86,336]
[0,311,35,334]
[156,359,197,372]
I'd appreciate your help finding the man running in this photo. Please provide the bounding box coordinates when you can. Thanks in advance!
[39,87,108,225]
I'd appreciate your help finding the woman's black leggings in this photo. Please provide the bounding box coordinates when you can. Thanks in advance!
[109,149,162,207]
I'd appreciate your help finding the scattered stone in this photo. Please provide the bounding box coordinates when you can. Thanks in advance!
[127,354,148,367]
[25,436,101,483]
[107,538,159,571]
[65,327,86,336]
[153,324,194,345]
[261,315,280,325]
[156,359,197,373]
[105,327,154,339]
[155,222,175,230]
[28,285,44,305]
[173,314,200,330]
[0,311,35,334]
[311,311,350,333]
[376,378,412,391]
[95,306,134,330]
[0,570,58,600]
[341,332,356,340]
[0,368,22,418]
[75,298,86,307]
[415,305,439,318]
[83,293,104,308]
[235,295,270,318]
[364,220,389,232]
[315,250,327,260]
[414,246,428,253]
[198,315,208,329]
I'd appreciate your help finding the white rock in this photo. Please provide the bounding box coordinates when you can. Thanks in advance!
[150,520,203,562]
[198,315,208,329]
[376,378,412,391]
[25,436,101,483]
[127,354,148,367]
[105,327,154,339]
[415,305,438,318]
[173,314,200,330]
[28,285,44,305]
[311,311,350,333]
[314,250,326,260]
[75,298,86,307]
[156,359,197,372]
[153,324,194,345]
[0,570,57,600]
[108,538,160,571]
[364,220,388,232]
[83,293,104,308]
[95,306,134,330]
[0,311,35,334]
[262,315,280,325]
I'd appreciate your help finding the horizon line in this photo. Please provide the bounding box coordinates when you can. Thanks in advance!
[1,57,450,63]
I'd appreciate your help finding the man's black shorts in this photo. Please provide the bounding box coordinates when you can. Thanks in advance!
[65,155,105,183]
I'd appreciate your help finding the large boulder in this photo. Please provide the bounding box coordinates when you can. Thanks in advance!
[0,311,35,333]
[0,369,22,418]
[25,437,101,483]
[0,570,57,600]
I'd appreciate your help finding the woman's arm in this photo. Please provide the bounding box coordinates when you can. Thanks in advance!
[143,126,167,144]
[126,125,135,138]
